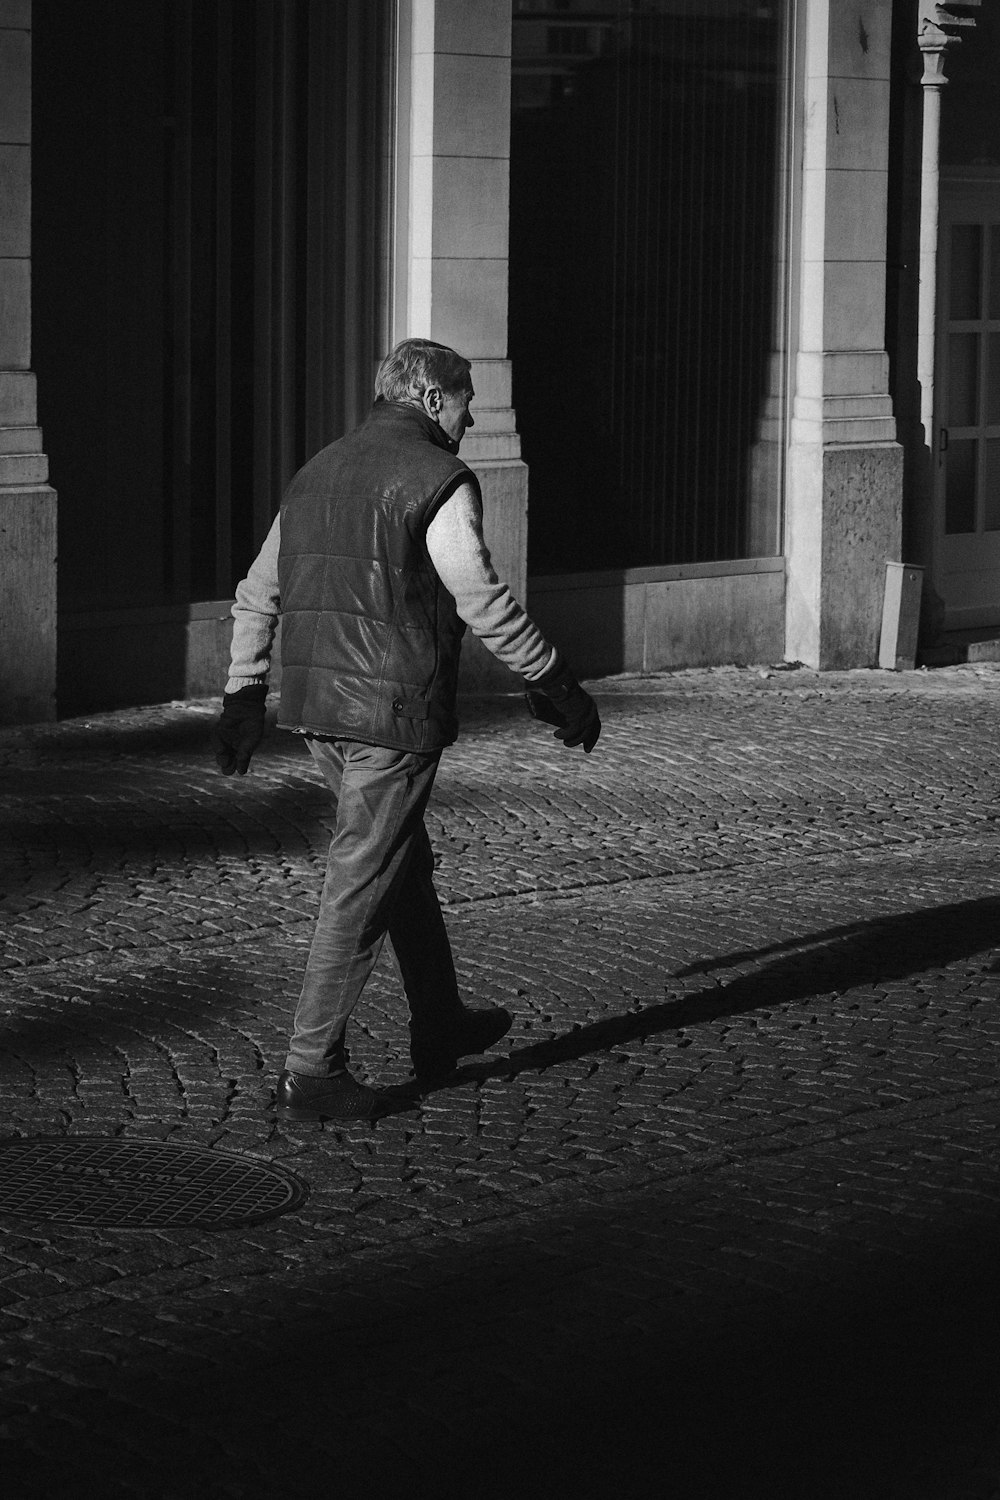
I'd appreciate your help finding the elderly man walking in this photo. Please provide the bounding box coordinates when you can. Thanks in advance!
[212,339,600,1120]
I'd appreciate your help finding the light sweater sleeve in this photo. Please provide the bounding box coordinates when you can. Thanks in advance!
[225,512,282,693]
[425,482,557,682]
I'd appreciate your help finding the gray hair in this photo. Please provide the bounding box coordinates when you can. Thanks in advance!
[374,338,472,404]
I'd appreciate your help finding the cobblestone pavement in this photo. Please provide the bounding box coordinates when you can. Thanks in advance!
[2,663,1000,1498]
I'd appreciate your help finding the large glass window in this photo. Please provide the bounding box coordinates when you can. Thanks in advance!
[510,0,791,575]
[34,0,394,613]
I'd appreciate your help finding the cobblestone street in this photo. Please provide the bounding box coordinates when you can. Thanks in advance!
[2,664,1000,1498]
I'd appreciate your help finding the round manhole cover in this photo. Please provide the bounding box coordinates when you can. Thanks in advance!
[0,1137,309,1230]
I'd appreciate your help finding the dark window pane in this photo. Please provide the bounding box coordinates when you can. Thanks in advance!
[510,2,788,572]
[985,439,1000,532]
[547,26,590,55]
[988,332,1000,426]
[950,225,981,319]
[949,333,979,427]
[33,0,392,613]
[991,225,1000,320]
[945,438,977,534]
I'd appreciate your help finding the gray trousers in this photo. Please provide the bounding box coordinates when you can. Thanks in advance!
[284,737,461,1077]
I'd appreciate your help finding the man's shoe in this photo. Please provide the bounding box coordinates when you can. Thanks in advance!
[410,1005,514,1080]
[276,1067,379,1121]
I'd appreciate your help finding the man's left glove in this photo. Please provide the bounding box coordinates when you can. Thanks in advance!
[211,683,268,775]
[526,654,601,752]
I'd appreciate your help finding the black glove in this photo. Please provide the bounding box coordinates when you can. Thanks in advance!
[526,655,601,753]
[211,683,267,775]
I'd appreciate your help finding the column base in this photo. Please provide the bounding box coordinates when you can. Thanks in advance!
[786,443,903,670]
[0,484,57,723]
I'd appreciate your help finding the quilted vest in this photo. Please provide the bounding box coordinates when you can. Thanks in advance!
[276,400,472,752]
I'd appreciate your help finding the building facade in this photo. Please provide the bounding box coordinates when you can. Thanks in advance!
[0,0,993,723]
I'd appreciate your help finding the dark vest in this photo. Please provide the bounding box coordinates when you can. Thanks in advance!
[277,401,472,751]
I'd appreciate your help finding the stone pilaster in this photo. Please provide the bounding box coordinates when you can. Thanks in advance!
[396,0,527,688]
[785,0,902,669]
[0,0,55,722]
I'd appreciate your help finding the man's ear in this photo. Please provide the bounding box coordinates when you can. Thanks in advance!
[421,385,443,419]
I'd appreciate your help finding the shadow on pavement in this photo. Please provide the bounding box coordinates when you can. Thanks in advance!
[1,1167,998,1499]
[0,712,224,764]
[2,896,998,1119]
[0,696,524,766]
[673,894,1000,981]
[2,899,1000,1494]
[0,960,278,1080]
[377,895,1000,1115]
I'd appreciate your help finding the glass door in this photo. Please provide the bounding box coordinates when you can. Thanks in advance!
[935,173,1000,628]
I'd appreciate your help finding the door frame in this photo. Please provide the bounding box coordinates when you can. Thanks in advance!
[933,166,1000,630]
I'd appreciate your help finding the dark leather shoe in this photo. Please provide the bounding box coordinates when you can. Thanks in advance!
[410,1005,514,1080]
[276,1067,379,1121]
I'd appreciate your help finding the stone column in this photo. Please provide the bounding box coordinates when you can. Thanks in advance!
[0,0,55,722]
[785,0,902,669]
[395,0,527,689]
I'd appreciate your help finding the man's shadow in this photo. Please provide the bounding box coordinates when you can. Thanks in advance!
[375,894,1000,1114]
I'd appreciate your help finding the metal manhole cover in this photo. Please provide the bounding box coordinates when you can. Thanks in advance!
[0,1137,309,1230]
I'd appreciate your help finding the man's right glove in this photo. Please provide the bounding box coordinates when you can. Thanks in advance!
[211,683,268,775]
[526,654,601,753]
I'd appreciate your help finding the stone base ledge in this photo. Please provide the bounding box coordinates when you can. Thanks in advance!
[0,424,42,454]
[0,450,48,484]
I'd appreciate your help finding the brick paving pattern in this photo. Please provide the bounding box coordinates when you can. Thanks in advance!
[1,664,1000,1497]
